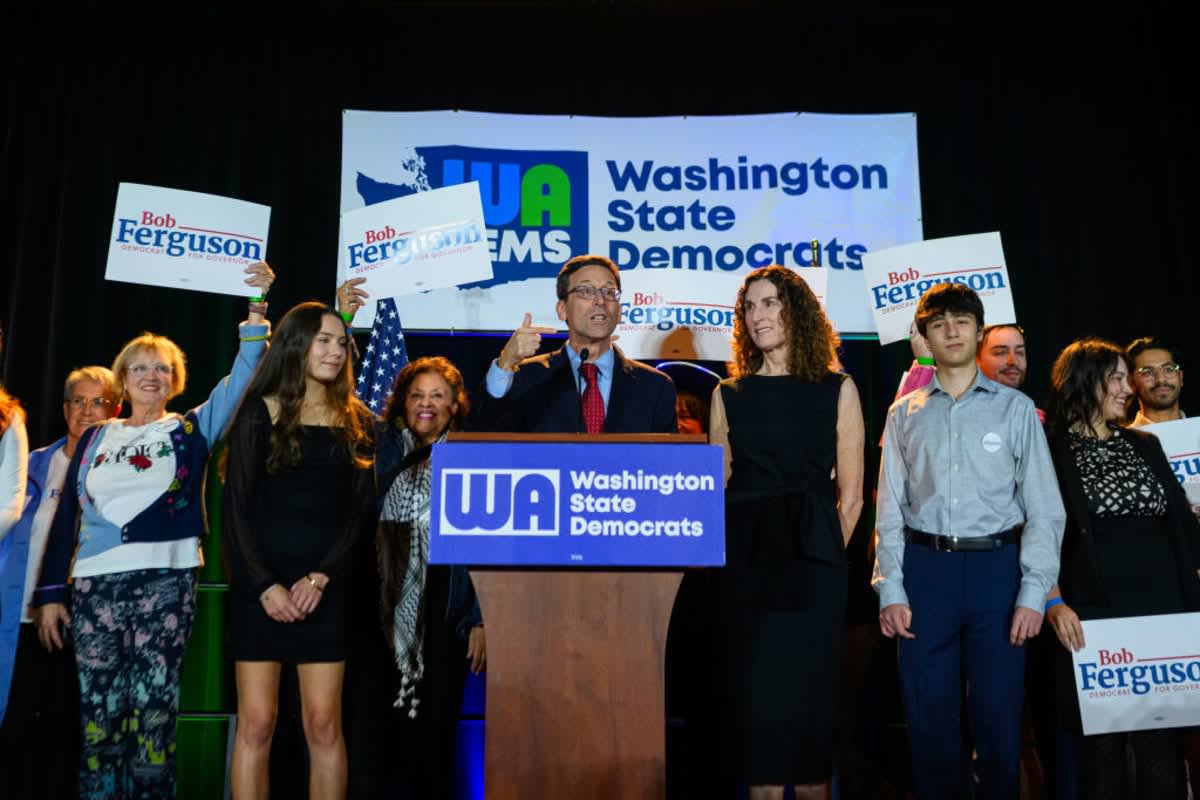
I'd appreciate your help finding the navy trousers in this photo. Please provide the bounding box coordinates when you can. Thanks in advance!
[897,542,1026,800]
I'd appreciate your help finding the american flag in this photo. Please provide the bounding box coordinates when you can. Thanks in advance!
[356,297,410,413]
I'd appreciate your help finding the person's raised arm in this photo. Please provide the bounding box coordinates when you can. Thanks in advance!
[485,313,556,398]
[194,261,276,443]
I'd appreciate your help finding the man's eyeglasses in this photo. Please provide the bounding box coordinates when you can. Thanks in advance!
[1134,363,1182,379]
[568,285,621,302]
[68,397,113,410]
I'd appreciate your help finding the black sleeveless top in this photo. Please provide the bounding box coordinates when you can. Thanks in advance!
[721,371,846,570]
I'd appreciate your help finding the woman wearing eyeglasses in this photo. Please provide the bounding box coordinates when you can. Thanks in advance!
[1043,337,1200,798]
[31,262,275,799]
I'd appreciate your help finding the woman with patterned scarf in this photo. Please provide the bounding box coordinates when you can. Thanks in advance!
[373,355,484,798]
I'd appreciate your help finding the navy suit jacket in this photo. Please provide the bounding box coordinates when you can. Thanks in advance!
[472,346,676,434]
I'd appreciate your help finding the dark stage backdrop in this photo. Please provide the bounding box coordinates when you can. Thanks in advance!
[2,5,1195,797]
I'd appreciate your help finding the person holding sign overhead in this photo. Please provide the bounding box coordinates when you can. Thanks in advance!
[31,261,275,799]
[707,265,865,800]
[472,254,676,434]
[222,301,375,800]
[1042,337,1200,799]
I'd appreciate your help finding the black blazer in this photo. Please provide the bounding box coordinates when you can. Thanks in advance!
[1049,426,1200,613]
[470,346,676,434]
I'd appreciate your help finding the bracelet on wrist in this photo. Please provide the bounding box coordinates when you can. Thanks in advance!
[916,356,936,366]
[1044,596,1064,612]
[339,311,355,325]
[307,574,324,592]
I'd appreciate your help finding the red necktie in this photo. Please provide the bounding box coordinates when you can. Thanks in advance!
[580,362,605,434]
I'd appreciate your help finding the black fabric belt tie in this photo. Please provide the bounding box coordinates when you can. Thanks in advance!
[904,525,1023,552]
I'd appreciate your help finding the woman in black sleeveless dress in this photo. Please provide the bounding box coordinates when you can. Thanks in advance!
[223,302,375,799]
[709,266,865,800]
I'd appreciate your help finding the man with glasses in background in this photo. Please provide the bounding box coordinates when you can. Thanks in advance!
[475,254,676,434]
[0,366,120,799]
[1125,337,1197,797]
[1126,337,1186,427]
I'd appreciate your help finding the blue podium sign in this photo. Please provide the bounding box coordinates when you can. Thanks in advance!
[429,441,725,567]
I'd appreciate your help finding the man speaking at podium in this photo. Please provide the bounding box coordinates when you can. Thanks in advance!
[474,254,677,434]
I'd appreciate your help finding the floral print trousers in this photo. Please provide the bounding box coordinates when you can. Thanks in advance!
[71,568,196,799]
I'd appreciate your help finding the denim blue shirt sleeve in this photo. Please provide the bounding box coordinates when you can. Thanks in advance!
[194,322,270,444]
[485,359,516,399]
[872,370,1066,612]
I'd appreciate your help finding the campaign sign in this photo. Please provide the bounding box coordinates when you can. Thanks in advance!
[860,232,1016,345]
[1142,418,1200,514]
[105,183,270,297]
[616,266,827,361]
[429,442,725,567]
[341,181,493,298]
[1072,612,1200,735]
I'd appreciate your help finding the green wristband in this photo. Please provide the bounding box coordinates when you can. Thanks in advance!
[916,357,936,366]
[340,311,355,325]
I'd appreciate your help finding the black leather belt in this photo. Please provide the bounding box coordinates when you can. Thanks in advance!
[904,525,1023,552]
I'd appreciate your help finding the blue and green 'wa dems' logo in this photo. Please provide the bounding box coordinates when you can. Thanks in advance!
[422,146,588,282]
[355,146,588,284]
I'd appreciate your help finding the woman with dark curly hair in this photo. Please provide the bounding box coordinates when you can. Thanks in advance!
[708,265,865,800]
[372,356,484,798]
[1042,337,1200,799]
[223,301,375,800]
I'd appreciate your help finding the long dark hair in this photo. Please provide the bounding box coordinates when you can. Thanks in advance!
[730,265,840,381]
[1046,337,1127,439]
[237,302,372,472]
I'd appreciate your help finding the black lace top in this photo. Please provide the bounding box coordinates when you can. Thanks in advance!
[1067,427,1167,518]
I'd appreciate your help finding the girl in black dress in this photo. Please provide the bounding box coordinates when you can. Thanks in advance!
[708,266,865,800]
[223,302,374,800]
[1043,337,1200,799]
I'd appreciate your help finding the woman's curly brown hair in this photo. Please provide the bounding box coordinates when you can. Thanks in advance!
[730,265,841,381]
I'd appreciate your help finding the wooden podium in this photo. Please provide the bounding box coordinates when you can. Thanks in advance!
[436,434,721,800]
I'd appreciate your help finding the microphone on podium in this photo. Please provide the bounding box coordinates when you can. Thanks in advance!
[575,348,590,433]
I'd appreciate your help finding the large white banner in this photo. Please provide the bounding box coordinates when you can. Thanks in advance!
[1142,417,1200,514]
[106,183,270,297]
[340,111,922,358]
[1072,613,1200,735]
